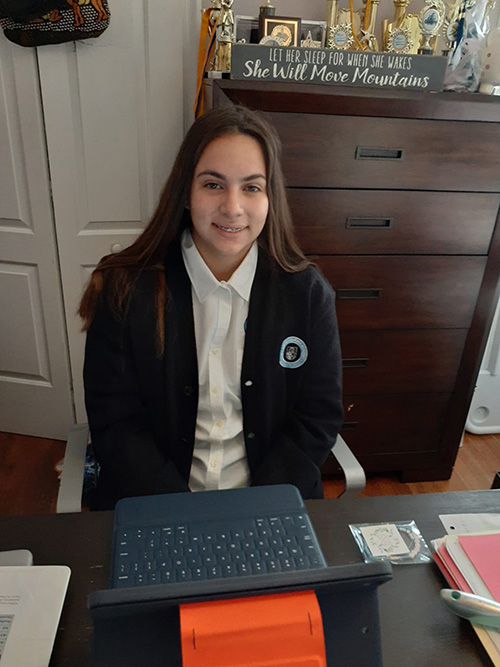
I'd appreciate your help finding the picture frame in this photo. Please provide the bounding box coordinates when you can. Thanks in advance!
[235,17,326,48]
[234,15,259,44]
[300,20,327,48]
[259,15,302,47]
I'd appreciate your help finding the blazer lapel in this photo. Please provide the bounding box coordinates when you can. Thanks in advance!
[163,240,199,477]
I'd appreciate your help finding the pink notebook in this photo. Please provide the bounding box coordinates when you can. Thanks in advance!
[458,533,500,602]
[436,544,473,592]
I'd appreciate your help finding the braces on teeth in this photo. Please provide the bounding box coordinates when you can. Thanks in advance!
[216,224,244,233]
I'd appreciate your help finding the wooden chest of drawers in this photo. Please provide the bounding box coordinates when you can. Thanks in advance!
[213,80,500,482]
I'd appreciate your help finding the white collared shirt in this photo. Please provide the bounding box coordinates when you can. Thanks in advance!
[181,230,257,492]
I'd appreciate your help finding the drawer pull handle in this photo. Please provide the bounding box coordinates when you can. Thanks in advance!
[343,358,369,369]
[346,217,393,229]
[341,422,358,431]
[355,146,404,160]
[337,289,381,300]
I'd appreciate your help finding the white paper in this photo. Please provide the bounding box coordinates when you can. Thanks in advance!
[0,566,70,667]
[439,513,500,535]
[359,524,410,557]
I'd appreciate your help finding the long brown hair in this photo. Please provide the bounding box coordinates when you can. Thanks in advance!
[79,105,309,350]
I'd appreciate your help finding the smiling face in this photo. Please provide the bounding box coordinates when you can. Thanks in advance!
[189,133,269,281]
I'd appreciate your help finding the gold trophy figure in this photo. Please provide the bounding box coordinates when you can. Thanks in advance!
[360,0,380,50]
[216,0,234,71]
[383,0,421,54]
[210,0,221,27]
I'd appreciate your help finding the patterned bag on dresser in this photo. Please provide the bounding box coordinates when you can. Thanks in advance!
[0,1,68,22]
[0,0,110,47]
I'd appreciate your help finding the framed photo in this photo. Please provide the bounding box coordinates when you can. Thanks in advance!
[259,15,302,47]
[234,15,259,44]
[300,20,327,48]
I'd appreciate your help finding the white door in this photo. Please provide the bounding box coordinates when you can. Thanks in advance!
[37,0,189,422]
[0,39,74,439]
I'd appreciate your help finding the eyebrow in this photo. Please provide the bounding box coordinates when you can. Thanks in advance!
[196,169,266,182]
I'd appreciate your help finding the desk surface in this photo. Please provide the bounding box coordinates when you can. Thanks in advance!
[0,489,499,666]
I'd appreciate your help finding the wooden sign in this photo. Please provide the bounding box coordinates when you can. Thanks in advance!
[231,44,448,92]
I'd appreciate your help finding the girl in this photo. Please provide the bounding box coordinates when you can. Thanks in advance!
[80,105,343,510]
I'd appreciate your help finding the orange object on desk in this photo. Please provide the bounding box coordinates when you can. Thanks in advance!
[179,590,327,667]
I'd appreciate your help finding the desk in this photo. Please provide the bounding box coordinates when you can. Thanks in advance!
[0,490,498,666]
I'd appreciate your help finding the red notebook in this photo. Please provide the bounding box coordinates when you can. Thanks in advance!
[458,533,500,602]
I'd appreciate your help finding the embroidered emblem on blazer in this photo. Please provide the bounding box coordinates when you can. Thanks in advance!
[279,336,308,368]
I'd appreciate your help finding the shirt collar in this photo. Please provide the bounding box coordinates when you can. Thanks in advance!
[181,230,258,303]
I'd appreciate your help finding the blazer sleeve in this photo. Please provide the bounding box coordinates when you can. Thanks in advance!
[251,278,343,499]
[84,300,189,506]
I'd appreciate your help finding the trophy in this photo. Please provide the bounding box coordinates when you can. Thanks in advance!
[210,0,221,27]
[360,0,380,50]
[441,0,464,55]
[260,0,276,17]
[326,0,339,34]
[418,0,446,54]
[337,5,364,43]
[216,0,234,71]
[326,0,364,50]
[383,0,421,54]
[328,22,355,49]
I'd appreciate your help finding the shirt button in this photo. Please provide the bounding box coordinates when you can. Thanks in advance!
[212,386,219,394]
[244,380,253,387]
[211,460,218,469]
[211,348,218,356]
[216,420,224,428]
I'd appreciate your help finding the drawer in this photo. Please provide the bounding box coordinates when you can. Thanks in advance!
[340,329,468,394]
[316,256,486,329]
[269,112,500,191]
[289,190,500,255]
[339,394,450,455]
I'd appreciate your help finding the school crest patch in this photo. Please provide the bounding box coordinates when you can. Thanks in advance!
[279,336,308,369]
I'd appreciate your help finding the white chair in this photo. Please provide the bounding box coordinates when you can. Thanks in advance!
[56,424,366,513]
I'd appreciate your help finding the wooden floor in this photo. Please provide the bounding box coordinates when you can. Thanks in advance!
[0,430,499,515]
[324,432,500,498]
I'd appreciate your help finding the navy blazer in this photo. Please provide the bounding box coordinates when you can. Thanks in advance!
[84,240,343,509]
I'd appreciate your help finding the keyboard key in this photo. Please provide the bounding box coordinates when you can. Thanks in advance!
[192,567,207,580]
[162,570,176,583]
[251,562,266,575]
[207,565,222,578]
[267,560,281,572]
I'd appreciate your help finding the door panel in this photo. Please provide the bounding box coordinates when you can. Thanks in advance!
[0,42,74,439]
[37,0,186,421]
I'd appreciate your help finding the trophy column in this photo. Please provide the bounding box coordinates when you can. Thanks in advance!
[326,0,339,37]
